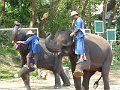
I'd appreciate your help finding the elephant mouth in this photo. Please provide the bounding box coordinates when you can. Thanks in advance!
[60,46,72,55]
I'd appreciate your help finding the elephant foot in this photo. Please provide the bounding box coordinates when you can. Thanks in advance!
[63,83,70,87]
[25,85,31,90]
[26,87,31,90]
[54,84,61,89]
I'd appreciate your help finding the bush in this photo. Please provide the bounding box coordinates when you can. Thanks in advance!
[116,16,120,40]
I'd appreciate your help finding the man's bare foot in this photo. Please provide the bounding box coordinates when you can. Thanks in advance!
[76,59,84,64]
[23,65,29,69]
[83,56,88,61]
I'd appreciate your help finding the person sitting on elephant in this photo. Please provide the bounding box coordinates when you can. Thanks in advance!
[17,30,41,69]
[70,11,87,64]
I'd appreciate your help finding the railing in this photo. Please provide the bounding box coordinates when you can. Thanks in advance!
[0,28,39,36]
[0,28,39,46]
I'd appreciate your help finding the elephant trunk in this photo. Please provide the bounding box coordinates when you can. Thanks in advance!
[12,21,20,43]
[45,32,61,52]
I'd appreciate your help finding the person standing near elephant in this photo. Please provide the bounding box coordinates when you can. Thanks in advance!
[70,11,87,76]
[17,30,41,69]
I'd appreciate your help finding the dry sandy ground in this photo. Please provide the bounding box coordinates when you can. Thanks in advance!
[0,70,120,90]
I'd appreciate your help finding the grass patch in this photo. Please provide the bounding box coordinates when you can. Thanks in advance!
[111,59,120,70]
[0,64,20,79]
[0,46,20,79]
[0,46,20,65]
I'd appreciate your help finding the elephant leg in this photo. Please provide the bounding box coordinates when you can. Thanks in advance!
[102,72,110,90]
[21,73,31,90]
[73,77,82,90]
[60,67,70,86]
[19,67,35,90]
[53,72,61,89]
[69,54,82,90]
[102,52,112,90]
[20,55,26,68]
[53,53,62,89]
[102,63,111,90]
[82,71,96,90]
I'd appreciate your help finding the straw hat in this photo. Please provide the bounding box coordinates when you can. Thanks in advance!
[71,11,78,16]
[26,30,34,35]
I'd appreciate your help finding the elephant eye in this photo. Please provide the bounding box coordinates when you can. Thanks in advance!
[62,40,67,44]
[61,46,67,50]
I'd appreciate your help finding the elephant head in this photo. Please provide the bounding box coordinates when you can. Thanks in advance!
[12,22,29,67]
[45,30,73,55]
[12,22,28,52]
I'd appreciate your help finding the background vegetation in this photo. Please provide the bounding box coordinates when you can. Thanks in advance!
[0,0,120,79]
[0,0,120,36]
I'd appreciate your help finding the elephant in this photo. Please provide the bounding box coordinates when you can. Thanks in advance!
[12,23,70,90]
[45,30,113,90]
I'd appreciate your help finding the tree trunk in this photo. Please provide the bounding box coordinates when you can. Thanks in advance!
[38,0,61,37]
[107,0,116,12]
[81,0,88,20]
[88,0,91,29]
[76,0,81,11]
[70,0,73,10]
[29,0,36,28]
[102,0,107,30]
[40,0,61,21]
[108,2,117,28]
[0,0,5,25]
[1,0,5,18]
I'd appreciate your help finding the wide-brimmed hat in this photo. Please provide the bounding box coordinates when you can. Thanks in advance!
[71,11,78,16]
[26,30,34,35]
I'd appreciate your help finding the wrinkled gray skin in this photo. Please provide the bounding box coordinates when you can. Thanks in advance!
[12,24,70,90]
[45,30,113,90]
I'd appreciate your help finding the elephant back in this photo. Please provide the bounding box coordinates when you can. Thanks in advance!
[84,34,112,67]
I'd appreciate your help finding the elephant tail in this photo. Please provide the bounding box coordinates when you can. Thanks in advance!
[93,75,102,89]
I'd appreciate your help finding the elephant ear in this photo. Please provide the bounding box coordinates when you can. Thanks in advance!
[17,32,27,41]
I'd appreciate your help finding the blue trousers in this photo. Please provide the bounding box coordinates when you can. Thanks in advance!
[74,37,85,55]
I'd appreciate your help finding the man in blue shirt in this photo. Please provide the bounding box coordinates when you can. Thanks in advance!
[70,11,87,76]
[17,30,41,69]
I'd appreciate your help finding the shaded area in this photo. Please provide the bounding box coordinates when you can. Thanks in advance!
[0,70,120,90]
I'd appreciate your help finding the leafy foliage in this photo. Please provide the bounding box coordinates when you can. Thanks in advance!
[0,31,9,45]
[116,16,120,40]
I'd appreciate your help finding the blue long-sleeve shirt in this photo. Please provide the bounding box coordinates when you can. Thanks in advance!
[74,17,84,40]
[24,35,41,53]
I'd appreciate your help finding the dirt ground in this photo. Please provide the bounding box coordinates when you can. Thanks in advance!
[0,70,120,90]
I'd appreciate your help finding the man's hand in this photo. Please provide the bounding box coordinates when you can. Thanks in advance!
[16,41,21,44]
[70,32,75,37]
[16,41,24,44]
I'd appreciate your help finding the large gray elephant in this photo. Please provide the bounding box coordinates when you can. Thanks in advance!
[45,30,113,90]
[12,23,70,90]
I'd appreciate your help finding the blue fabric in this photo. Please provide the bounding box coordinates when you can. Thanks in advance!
[74,17,84,39]
[74,17,85,55]
[74,37,85,55]
[24,35,41,53]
